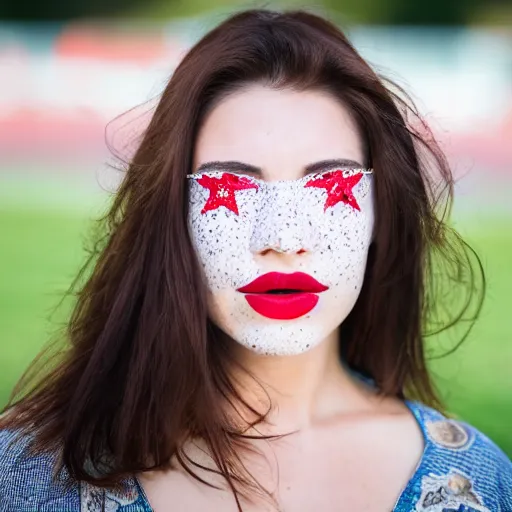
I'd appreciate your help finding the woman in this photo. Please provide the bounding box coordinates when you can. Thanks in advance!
[0,9,510,512]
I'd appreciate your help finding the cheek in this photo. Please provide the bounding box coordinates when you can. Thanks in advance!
[314,196,374,288]
[187,186,259,290]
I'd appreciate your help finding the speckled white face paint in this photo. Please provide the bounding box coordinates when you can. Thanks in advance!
[189,85,374,356]
[188,168,375,355]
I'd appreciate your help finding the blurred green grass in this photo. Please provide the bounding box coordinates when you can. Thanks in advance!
[0,180,510,456]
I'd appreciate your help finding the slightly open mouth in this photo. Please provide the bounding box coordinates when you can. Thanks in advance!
[264,289,301,294]
[237,272,328,320]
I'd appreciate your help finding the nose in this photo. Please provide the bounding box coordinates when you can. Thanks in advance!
[249,182,319,256]
[259,243,307,256]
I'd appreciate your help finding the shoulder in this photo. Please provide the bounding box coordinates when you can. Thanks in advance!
[403,401,512,511]
[0,428,79,511]
[0,428,148,512]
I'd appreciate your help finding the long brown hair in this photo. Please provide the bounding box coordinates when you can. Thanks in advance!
[1,8,484,508]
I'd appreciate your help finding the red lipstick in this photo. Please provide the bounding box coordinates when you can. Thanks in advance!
[237,272,329,320]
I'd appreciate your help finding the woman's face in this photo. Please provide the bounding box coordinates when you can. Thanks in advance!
[189,85,374,355]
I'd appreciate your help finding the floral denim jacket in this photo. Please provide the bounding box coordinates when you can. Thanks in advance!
[1,401,511,511]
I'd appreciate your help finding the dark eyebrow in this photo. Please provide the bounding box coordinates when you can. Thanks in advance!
[194,158,365,176]
[195,161,261,175]
[304,159,364,173]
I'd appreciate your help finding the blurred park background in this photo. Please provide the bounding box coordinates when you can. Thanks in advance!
[0,0,511,456]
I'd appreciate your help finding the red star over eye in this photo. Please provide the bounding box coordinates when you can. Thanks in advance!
[305,170,363,211]
[196,172,259,215]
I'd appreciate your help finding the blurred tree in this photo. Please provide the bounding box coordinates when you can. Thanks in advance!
[391,0,473,24]
[0,0,144,20]
[0,0,509,24]
[323,0,489,24]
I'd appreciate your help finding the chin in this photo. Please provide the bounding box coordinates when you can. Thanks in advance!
[229,322,328,356]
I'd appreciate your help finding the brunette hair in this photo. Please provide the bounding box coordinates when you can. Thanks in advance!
[1,8,483,509]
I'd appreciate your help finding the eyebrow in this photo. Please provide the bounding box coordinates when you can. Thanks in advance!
[195,158,365,176]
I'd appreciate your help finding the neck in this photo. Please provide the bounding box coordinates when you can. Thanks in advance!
[228,330,369,433]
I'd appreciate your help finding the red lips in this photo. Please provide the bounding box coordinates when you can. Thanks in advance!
[237,272,329,320]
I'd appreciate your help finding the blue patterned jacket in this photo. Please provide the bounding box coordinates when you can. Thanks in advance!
[1,401,511,511]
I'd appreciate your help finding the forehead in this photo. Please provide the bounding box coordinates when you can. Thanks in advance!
[193,85,364,180]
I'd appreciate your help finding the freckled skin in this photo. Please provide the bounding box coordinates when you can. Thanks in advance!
[189,85,374,356]
[188,172,374,355]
